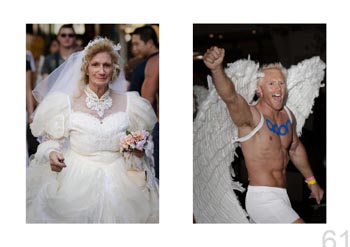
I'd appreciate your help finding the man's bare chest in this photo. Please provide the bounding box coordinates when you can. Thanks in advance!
[260,116,293,150]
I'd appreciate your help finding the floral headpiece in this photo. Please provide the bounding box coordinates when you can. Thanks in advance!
[83,36,122,64]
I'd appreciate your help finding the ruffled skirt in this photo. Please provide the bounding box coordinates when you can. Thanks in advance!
[26,148,159,223]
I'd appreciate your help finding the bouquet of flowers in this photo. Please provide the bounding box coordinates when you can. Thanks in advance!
[120,130,150,171]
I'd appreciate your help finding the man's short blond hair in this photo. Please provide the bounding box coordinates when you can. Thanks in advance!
[257,63,288,83]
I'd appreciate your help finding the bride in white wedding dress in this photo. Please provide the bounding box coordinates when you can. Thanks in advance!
[26,37,159,223]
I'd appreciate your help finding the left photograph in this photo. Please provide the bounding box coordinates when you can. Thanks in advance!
[26,24,159,223]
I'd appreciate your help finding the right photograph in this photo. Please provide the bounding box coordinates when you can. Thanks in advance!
[193,24,326,223]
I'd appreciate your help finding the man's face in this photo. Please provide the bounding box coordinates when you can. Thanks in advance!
[131,34,149,57]
[57,27,76,49]
[258,68,287,111]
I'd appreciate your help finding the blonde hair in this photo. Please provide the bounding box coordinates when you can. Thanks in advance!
[257,63,287,83]
[80,38,120,86]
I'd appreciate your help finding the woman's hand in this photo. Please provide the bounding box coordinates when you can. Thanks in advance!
[131,150,144,158]
[49,151,66,172]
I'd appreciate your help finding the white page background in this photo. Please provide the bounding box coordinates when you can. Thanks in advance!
[1,1,349,246]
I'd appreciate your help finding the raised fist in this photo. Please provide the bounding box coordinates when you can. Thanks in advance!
[203,46,225,71]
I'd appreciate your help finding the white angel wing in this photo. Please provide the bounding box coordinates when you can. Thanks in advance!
[193,58,258,223]
[193,85,209,116]
[193,85,209,108]
[224,56,259,104]
[286,56,326,136]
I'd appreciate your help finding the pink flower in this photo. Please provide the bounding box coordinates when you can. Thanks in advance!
[120,129,150,153]
[124,134,135,145]
[132,131,143,142]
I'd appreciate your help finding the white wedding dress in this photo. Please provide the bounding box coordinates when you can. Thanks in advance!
[26,89,159,223]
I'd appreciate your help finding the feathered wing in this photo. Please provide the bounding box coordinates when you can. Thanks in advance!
[193,58,259,223]
[286,56,326,136]
[193,85,209,107]
[193,85,209,116]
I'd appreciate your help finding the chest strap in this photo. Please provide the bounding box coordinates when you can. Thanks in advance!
[233,106,292,144]
[233,111,264,144]
[284,106,293,124]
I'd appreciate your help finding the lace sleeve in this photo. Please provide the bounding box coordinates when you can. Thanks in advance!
[30,92,70,164]
[34,136,66,163]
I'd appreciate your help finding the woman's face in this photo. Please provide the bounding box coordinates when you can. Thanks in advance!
[87,52,113,89]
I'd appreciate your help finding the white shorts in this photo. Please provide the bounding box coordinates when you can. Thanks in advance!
[245,185,300,223]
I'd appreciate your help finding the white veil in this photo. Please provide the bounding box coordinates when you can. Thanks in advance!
[32,37,127,103]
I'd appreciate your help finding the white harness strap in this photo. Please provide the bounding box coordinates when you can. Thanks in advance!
[233,111,264,144]
[284,106,293,124]
[233,106,292,144]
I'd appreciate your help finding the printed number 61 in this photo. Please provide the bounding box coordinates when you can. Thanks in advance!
[323,230,348,247]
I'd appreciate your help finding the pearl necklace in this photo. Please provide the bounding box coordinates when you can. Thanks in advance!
[84,86,112,118]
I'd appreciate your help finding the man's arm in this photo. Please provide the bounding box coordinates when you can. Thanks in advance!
[203,47,254,127]
[141,55,159,114]
[26,70,35,123]
[289,116,324,204]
